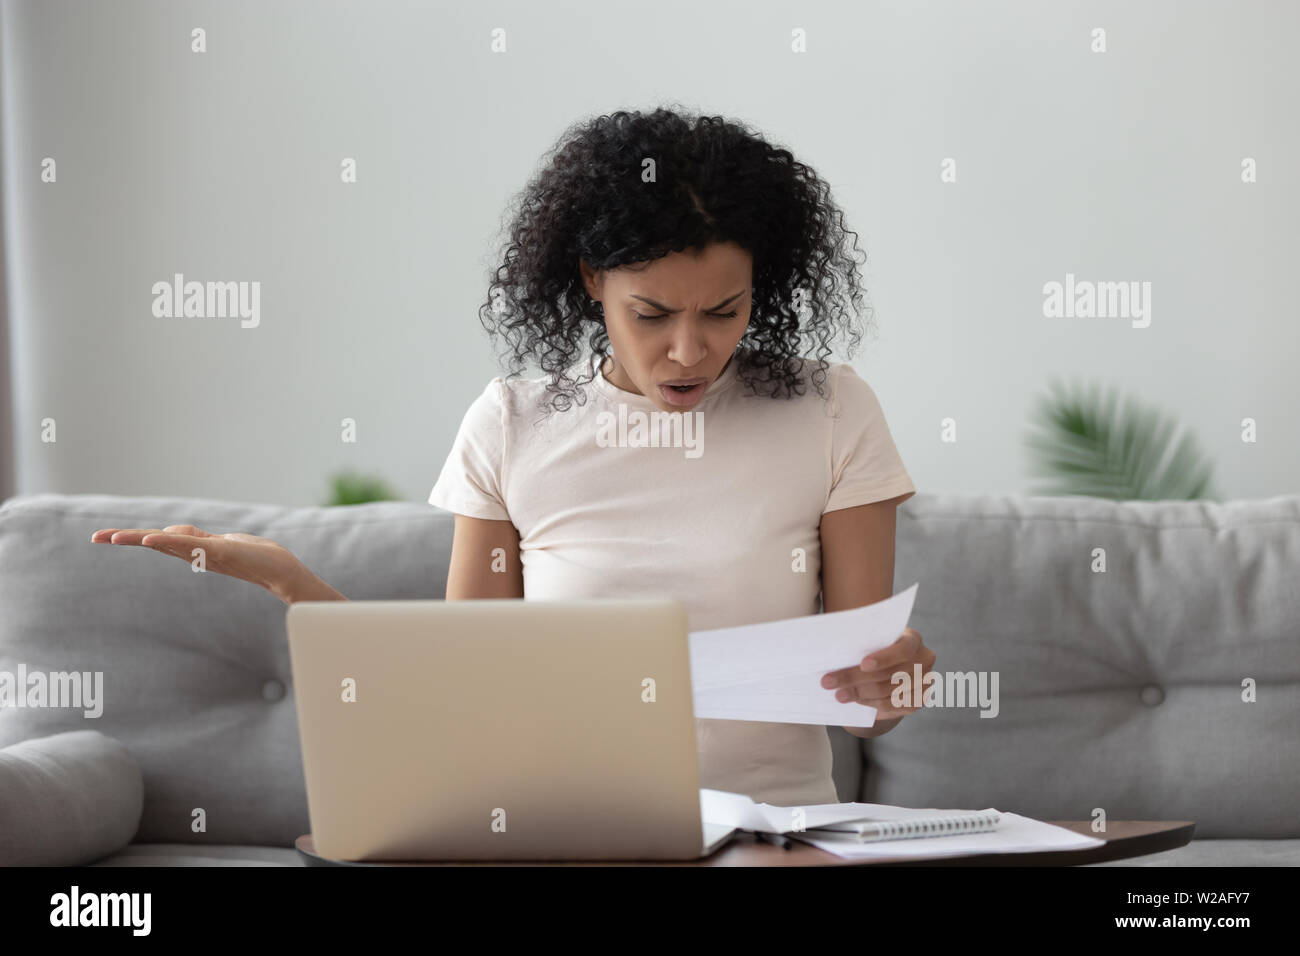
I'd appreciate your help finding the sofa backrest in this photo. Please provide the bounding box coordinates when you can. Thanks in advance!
[2,491,1296,845]
[0,493,453,846]
[868,492,1300,838]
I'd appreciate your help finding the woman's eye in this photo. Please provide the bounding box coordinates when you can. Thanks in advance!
[633,311,739,321]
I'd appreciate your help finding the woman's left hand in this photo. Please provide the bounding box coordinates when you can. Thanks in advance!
[821,626,937,723]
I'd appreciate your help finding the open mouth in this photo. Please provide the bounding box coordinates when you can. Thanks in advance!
[659,381,706,405]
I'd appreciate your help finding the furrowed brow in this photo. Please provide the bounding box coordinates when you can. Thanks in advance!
[629,290,745,314]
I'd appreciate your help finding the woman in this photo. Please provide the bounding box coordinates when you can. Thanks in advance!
[93,105,936,808]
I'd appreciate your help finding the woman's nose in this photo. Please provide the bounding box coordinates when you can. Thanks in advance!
[667,321,709,367]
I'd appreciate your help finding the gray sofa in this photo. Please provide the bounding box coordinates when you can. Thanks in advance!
[0,491,1295,866]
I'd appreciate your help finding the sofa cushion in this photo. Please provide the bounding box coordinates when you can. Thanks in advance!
[862,493,1300,839]
[0,493,454,846]
[86,843,305,866]
[0,729,143,865]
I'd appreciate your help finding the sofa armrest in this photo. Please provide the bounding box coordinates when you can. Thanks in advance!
[0,730,143,866]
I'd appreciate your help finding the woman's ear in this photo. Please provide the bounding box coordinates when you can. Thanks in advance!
[578,258,598,299]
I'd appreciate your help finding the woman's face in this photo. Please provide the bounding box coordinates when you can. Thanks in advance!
[579,241,752,411]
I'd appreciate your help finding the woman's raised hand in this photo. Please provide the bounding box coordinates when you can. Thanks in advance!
[90,524,327,603]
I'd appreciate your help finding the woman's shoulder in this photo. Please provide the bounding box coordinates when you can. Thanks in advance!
[818,359,888,421]
[734,351,852,410]
[464,367,594,431]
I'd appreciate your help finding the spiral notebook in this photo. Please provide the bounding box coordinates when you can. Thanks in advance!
[801,810,1002,843]
[701,789,1107,861]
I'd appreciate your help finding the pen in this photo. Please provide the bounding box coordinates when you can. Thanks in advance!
[755,830,792,850]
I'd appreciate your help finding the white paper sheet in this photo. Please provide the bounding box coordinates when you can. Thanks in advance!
[787,812,1105,861]
[699,788,1106,861]
[689,582,919,727]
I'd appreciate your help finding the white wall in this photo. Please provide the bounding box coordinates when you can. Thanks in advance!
[2,0,1296,506]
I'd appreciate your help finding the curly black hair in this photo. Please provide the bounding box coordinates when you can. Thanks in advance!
[478,103,875,417]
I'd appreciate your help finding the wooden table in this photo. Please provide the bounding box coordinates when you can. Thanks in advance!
[295,820,1195,866]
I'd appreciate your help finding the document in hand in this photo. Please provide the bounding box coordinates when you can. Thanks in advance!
[689,583,919,727]
[700,789,1107,862]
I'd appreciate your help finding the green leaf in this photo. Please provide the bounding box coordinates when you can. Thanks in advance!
[325,471,401,506]
[1023,378,1218,501]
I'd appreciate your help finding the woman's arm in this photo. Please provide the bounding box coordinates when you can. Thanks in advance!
[275,513,524,603]
[274,566,348,603]
[819,495,909,738]
[445,514,525,600]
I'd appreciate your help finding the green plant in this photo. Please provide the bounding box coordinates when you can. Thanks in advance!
[1023,378,1218,501]
[325,471,401,506]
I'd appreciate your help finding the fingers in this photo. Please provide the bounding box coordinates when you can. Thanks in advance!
[822,668,896,697]
[820,628,926,688]
[133,533,216,559]
[833,681,921,719]
[90,528,166,544]
[161,524,216,537]
[828,677,897,700]
[821,665,863,688]
[90,526,220,561]
[857,627,923,673]
[91,525,214,544]
[822,625,935,720]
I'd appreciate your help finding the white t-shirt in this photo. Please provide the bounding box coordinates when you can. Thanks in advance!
[428,351,916,807]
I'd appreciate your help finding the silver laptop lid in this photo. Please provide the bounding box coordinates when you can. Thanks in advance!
[286,598,707,861]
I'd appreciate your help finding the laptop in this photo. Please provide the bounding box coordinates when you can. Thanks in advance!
[285,598,738,862]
